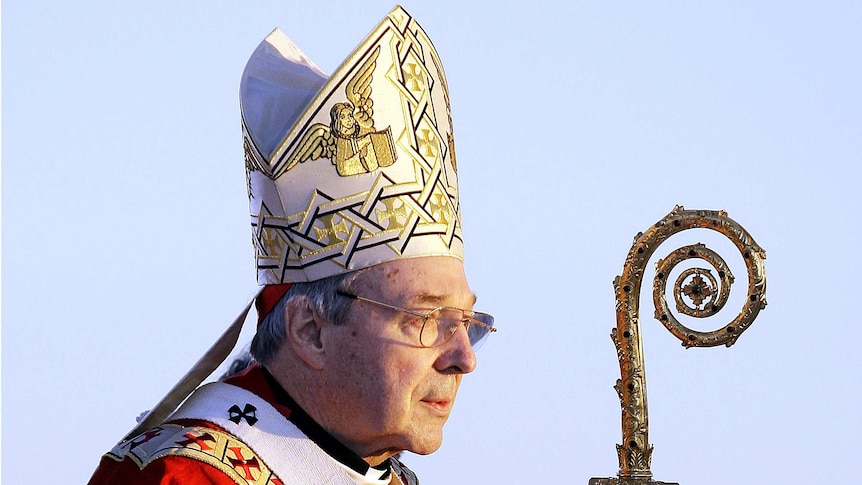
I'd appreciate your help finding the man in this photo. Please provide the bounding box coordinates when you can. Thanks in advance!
[88,6,495,485]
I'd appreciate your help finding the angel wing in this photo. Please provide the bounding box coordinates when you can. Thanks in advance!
[345,46,381,131]
[281,123,336,175]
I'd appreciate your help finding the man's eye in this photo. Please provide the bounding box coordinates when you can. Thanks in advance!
[401,317,425,329]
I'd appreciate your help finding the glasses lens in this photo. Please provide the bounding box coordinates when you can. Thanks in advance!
[416,310,434,347]
[420,308,495,348]
[467,312,495,349]
[419,308,455,347]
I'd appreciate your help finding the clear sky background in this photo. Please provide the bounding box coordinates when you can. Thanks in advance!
[3,1,860,483]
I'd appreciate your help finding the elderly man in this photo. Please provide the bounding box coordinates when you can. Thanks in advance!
[88,6,494,485]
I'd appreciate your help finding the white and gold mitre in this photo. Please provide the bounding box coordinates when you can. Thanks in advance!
[241,6,463,284]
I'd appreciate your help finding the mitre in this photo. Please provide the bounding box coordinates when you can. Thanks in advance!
[241,5,464,284]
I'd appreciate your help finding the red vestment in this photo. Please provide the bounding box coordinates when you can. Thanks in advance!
[87,365,416,485]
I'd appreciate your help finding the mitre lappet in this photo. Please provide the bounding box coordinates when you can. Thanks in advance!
[124,5,465,440]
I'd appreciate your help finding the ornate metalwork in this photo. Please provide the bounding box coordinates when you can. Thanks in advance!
[590,206,767,485]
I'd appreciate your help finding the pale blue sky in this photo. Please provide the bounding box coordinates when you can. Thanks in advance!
[4,1,861,483]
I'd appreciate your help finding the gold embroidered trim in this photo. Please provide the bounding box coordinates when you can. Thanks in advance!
[106,424,283,485]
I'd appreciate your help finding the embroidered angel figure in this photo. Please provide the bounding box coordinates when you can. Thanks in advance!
[284,46,396,177]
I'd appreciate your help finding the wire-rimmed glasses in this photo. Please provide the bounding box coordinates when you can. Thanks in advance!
[336,290,496,349]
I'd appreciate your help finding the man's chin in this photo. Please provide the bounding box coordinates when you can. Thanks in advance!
[404,432,444,456]
[407,444,442,456]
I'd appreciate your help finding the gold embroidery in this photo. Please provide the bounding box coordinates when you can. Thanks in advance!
[402,63,424,92]
[427,192,452,225]
[261,228,285,261]
[282,46,397,177]
[376,198,410,230]
[313,213,350,245]
[417,128,438,159]
[106,425,282,485]
[245,8,464,282]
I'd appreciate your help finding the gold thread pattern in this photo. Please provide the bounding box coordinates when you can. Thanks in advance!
[107,424,282,485]
[282,46,398,177]
[245,7,462,283]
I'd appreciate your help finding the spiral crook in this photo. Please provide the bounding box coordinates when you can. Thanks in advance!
[590,206,767,485]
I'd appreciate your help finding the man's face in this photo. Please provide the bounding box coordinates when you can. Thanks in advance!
[319,256,478,461]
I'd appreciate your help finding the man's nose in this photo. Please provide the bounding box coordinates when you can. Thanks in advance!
[435,323,477,374]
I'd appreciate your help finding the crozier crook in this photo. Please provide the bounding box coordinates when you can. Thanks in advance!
[591,206,767,485]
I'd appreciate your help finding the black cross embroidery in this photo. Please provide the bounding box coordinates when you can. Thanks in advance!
[228,403,258,426]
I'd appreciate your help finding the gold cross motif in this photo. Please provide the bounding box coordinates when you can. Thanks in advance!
[402,63,424,92]
[260,227,284,259]
[376,198,410,230]
[417,128,437,158]
[428,192,451,224]
[313,214,349,245]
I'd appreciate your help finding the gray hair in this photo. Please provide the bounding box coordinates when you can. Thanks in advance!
[250,270,366,366]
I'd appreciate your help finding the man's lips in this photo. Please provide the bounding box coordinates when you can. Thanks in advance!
[421,397,453,414]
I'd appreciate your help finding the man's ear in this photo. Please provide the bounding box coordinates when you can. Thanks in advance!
[284,297,326,370]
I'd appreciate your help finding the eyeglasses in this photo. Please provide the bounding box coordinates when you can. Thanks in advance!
[337,291,496,349]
